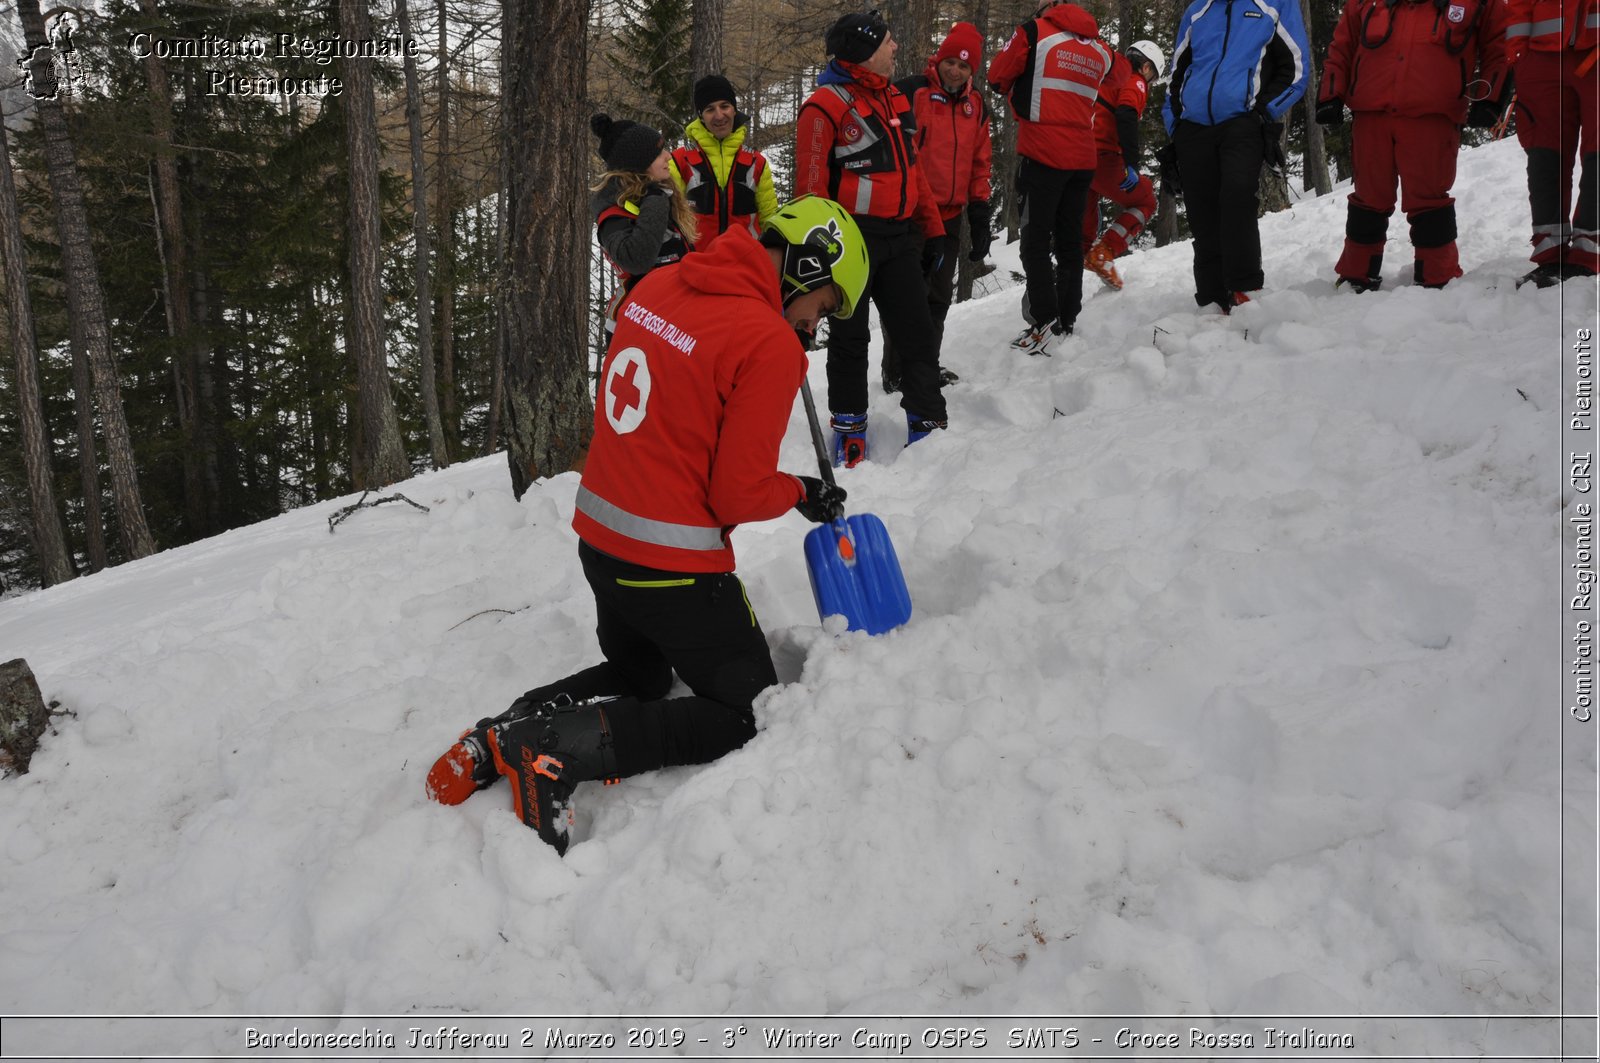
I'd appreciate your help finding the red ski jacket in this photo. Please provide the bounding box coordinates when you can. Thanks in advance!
[795,63,945,238]
[573,226,806,573]
[1320,0,1511,123]
[986,3,1111,171]
[1091,49,1147,161]
[896,64,993,221]
[1507,0,1600,56]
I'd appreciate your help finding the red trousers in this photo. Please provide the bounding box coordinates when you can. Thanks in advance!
[1081,151,1157,255]
[1335,112,1463,287]
[1514,48,1600,271]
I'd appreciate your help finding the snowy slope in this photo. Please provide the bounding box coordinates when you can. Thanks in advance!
[0,139,1592,1056]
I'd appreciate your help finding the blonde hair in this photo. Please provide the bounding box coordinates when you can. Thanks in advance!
[593,168,699,247]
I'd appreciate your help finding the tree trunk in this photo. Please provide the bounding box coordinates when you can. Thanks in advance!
[18,0,157,561]
[68,334,106,572]
[1298,0,1332,197]
[398,0,449,469]
[502,0,594,498]
[690,0,725,83]
[883,0,937,79]
[340,0,409,488]
[436,0,459,461]
[139,0,219,537]
[0,111,73,586]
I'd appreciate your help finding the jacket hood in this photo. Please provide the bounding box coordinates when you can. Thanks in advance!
[677,226,782,308]
[1041,2,1098,38]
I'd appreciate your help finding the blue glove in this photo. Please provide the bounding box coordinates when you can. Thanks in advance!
[1118,165,1139,192]
[921,234,946,276]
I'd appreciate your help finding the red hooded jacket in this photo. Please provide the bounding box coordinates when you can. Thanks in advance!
[986,3,1111,171]
[573,226,806,573]
[896,62,994,221]
[794,63,946,238]
[1320,0,1511,123]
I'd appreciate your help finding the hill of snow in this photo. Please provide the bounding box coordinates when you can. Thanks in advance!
[0,138,1593,1057]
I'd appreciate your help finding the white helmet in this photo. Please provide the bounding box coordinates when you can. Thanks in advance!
[1128,40,1165,80]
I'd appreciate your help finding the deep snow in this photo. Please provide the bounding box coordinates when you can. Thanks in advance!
[0,138,1595,1059]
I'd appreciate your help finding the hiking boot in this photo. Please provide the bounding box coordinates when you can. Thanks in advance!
[906,411,948,446]
[1335,275,1382,293]
[486,700,621,856]
[830,412,868,469]
[1084,241,1124,290]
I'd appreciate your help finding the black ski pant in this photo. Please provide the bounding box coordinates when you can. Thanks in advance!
[509,541,770,778]
[881,213,963,387]
[1173,115,1267,308]
[826,220,947,421]
[1015,157,1093,330]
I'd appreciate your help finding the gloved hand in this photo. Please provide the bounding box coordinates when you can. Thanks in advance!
[921,233,947,276]
[1155,142,1181,199]
[1466,99,1502,128]
[966,200,993,260]
[794,475,847,523]
[1315,98,1344,125]
[1261,120,1287,173]
[1117,164,1139,192]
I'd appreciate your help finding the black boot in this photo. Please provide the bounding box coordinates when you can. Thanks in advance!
[487,699,623,855]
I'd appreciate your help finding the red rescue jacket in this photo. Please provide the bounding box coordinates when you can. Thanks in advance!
[1091,49,1148,160]
[1321,0,1512,122]
[896,65,994,220]
[986,2,1111,171]
[1507,0,1600,54]
[795,63,946,237]
[573,226,806,573]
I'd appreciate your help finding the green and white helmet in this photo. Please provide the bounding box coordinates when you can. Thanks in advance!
[761,195,870,320]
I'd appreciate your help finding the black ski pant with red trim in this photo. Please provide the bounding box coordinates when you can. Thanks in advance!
[507,541,771,777]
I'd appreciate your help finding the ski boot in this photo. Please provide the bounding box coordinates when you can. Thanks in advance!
[831,412,868,468]
[1335,275,1382,293]
[906,412,948,446]
[1084,240,1124,290]
[486,698,622,855]
[424,692,561,806]
[1009,319,1068,356]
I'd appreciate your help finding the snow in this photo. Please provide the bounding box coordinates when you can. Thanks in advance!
[0,138,1594,1057]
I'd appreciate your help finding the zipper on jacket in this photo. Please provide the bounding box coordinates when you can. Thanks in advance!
[1205,0,1236,123]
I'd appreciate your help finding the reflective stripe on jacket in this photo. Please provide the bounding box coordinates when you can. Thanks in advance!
[986,3,1111,171]
[1506,0,1600,52]
[670,119,779,246]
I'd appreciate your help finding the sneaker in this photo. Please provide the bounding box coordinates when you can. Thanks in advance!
[1010,319,1067,356]
[1084,241,1124,290]
[906,411,948,445]
[939,367,960,386]
[830,411,868,469]
[1335,275,1382,293]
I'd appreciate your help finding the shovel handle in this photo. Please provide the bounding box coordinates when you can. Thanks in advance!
[799,379,838,488]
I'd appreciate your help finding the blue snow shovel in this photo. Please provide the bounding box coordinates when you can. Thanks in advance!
[799,379,913,635]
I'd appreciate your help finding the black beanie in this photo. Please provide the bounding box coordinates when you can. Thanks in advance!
[590,113,665,173]
[693,74,737,114]
[825,11,889,64]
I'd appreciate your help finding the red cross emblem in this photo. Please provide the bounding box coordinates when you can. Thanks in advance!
[603,347,651,434]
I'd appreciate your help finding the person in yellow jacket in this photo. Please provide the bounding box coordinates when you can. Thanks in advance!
[670,74,780,247]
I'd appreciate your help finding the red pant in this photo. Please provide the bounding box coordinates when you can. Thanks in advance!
[1336,112,1462,287]
[1514,48,1600,270]
[1081,152,1157,255]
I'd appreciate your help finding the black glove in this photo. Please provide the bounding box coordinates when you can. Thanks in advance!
[921,234,947,276]
[1261,120,1287,172]
[1466,99,1502,128]
[1155,142,1181,199]
[1315,98,1344,125]
[794,475,846,523]
[966,200,993,260]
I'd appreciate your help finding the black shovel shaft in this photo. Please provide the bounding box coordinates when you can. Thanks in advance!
[799,379,837,488]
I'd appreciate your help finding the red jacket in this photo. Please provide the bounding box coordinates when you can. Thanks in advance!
[1321,0,1511,122]
[896,64,993,220]
[1507,0,1600,55]
[795,63,946,238]
[1091,49,1148,160]
[573,226,806,573]
[986,3,1111,171]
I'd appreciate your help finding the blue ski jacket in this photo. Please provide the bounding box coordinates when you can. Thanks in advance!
[1162,0,1310,134]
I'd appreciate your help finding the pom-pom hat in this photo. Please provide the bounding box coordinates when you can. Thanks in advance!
[590,113,665,173]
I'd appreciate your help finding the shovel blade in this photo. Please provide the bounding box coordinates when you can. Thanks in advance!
[803,513,912,635]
